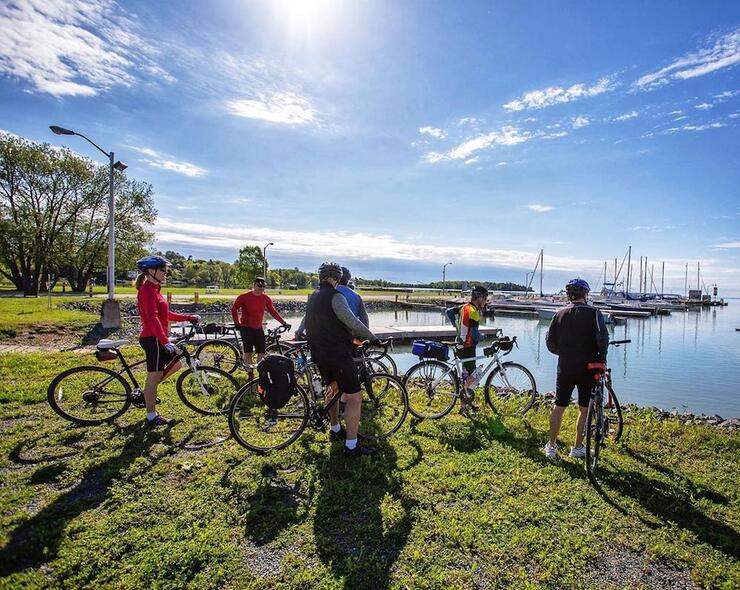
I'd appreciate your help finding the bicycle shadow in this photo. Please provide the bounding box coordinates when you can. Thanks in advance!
[311,440,416,590]
[0,423,171,576]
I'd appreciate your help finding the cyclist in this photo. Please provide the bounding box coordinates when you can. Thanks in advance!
[135,255,200,427]
[231,277,291,380]
[337,266,369,326]
[305,262,379,457]
[544,278,609,459]
[446,285,489,414]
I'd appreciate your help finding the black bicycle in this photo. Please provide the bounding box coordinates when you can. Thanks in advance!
[584,339,629,483]
[47,322,240,425]
[228,340,408,453]
[195,324,292,373]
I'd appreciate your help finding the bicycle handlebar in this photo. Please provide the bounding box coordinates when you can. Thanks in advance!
[609,339,631,346]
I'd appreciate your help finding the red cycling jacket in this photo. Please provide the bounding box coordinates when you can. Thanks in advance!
[231,291,285,329]
[137,280,194,345]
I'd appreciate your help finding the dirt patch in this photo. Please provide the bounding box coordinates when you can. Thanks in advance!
[585,545,700,589]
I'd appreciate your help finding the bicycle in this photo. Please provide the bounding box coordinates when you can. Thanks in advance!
[195,324,292,373]
[228,340,409,453]
[47,322,240,425]
[584,339,629,484]
[402,336,537,419]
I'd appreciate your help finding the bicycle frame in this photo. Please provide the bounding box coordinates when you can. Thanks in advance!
[424,349,505,393]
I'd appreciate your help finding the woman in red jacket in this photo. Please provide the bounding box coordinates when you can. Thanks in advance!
[135,256,200,427]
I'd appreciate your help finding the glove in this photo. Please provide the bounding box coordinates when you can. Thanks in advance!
[164,342,177,354]
[283,323,292,330]
[369,338,382,347]
[190,314,201,324]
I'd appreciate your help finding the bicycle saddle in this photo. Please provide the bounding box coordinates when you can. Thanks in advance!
[97,339,129,349]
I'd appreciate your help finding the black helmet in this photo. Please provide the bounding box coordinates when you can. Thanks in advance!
[340,266,351,285]
[318,262,342,282]
[472,285,489,298]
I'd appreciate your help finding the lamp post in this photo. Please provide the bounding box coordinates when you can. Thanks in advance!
[442,262,452,296]
[50,125,126,328]
[262,242,274,284]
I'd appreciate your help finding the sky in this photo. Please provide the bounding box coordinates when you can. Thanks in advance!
[1,0,739,293]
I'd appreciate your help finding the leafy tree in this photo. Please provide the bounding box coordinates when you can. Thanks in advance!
[233,245,264,288]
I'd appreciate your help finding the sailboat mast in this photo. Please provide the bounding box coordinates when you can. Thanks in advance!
[539,249,544,297]
[661,261,665,298]
[626,246,631,294]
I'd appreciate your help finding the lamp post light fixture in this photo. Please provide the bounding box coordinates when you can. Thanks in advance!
[50,125,126,328]
[262,242,274,284]
[442,262,453,296]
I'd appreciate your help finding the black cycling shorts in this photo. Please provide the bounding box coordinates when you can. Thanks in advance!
[317,354,361,395]
[239,327,266,353]
[139,336,174,372]
[555,371,594,407]
[457,346,476,375]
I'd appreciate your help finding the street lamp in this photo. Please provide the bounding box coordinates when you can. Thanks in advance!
[262,242,274,283]
[50,125,127,328]
[442,262,453,296]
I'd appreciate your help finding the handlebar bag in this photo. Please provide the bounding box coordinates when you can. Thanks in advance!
[257,354,298,409]
[411,340,449,361]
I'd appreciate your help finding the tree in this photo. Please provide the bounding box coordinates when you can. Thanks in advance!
[233,245,264,288]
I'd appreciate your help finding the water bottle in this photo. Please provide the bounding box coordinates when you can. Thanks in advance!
[312,376,323,399]
[469,365,485,388]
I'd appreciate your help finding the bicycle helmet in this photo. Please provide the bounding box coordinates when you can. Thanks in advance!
[318,262,342,282]
[253,276,266,286]
[136,255,169,271]
[565,278,590,300]
[340,266,352,285]
[472,285,489,298]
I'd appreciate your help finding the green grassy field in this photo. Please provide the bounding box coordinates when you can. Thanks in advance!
[0,297,98,341]
[0,350,738,589]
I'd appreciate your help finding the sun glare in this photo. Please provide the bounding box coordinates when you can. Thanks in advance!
[272,0,338,38]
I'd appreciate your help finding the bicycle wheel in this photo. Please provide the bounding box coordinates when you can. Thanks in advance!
[585,394,604,484]
[402,360,458,419]
[176,365,239,415]
[366,349,398,376]
[266,341,292,356]
[195,340,240,374]
[47,366,131,425]
[359,372,408,440]
[484,362,537,416]
[229,380,309,453]
[606,385,624,443]
[296,361,322,398]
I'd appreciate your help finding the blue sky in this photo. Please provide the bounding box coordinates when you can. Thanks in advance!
[1,0,739,292]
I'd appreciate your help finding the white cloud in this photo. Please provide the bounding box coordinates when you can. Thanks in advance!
[0,0,173,97]
[464,156,479,165]
[457,117,478,127]
[613,111,639,121]
[729,112,740,119]
[714,90,739,99]
[571,115,590,129]
[633,28,740,90]
[682,122,726,132]
[542,130,568,139]
[503,76,616,111]
[669,110,683,115]
[632,225,677,232]
[425,126,531,163]
[528,204,555,213]
[713,241,740,249]
[127,145,207,177]
[422,151,445,164]
[695,102,713,110]
[226,92,317,125]
[419,126,446,139]
[495,161,509,167]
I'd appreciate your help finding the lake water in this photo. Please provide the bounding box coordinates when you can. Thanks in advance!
[272,299,740,418]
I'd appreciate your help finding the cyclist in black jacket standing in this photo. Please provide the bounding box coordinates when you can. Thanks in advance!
[544,279,609,459]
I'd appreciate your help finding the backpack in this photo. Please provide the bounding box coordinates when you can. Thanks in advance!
[257,354,298,409]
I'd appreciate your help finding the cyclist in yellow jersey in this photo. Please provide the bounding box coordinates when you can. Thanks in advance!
[446,285,489,413]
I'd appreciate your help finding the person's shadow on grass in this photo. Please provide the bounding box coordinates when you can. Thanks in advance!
[0,423,170,576]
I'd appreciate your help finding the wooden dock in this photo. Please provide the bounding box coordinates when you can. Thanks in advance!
[372,325,502,341]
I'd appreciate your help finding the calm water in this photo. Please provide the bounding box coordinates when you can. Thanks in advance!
[268,299,740,417]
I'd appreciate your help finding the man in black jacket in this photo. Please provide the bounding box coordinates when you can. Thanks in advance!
[305,262,378,457]
[544,279,609,459]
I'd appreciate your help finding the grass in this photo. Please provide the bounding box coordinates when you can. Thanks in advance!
[0,350,738,589]
[0,297,97,341]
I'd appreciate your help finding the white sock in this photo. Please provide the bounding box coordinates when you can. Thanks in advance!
[146,412,157,421]
[331,423,342,433]
[345,438,357,450]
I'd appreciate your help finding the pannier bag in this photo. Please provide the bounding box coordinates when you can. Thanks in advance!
[411,340,449,361]
[95,349,117,362]
[257,354,298,409]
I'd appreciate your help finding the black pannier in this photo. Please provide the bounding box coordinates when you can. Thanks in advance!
[257,354,298,409]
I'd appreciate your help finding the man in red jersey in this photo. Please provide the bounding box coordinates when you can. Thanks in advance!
[231,277,290,378]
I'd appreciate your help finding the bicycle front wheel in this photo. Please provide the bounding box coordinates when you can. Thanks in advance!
[606,385,624,443]
[195,340,240,374]
[484,362,537,416]
[402,360,458,419]
[229,381,309,453]
[366,350,398,376]
[359,372,408,440]
[176,366,239,415]
[47,366,131,425]
[585,395,604,484]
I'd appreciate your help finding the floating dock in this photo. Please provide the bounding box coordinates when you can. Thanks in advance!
[372,325,502,341]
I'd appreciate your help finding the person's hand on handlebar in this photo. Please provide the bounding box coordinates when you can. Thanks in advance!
[189,314,201,324]
[369,338,382,347]
[282,322,291,330]
[164,342,178,354]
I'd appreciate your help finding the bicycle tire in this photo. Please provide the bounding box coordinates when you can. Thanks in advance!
[47,365,131,425]
[366,350,398,376]
[195,339,240,374]
[585,394,603,484]
[606,385,624,443]
[228,380,309,453]
[484,362,537,416]
[402,359,458,419]
[176,365,239,415]
[359,372,409,440]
